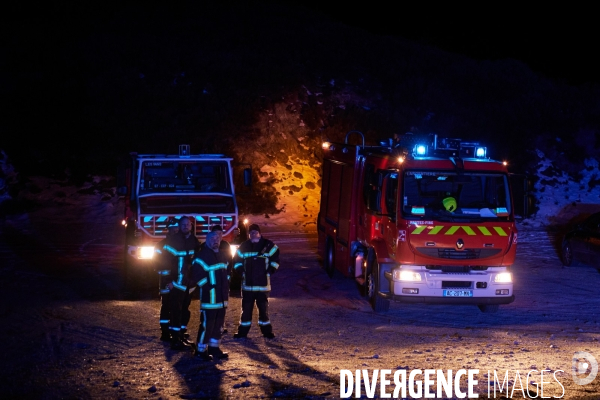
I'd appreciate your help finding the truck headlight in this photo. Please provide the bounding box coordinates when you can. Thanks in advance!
[230,244,239,258]
[494,272,512,283]
[393,270,422,282]
[139,246,155,259]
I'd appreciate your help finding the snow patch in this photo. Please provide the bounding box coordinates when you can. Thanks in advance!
[523,149,600,226]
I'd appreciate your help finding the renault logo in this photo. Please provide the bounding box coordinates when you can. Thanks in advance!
[456,238,464,249]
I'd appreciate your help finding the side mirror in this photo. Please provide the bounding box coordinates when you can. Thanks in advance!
[243,168,252,187]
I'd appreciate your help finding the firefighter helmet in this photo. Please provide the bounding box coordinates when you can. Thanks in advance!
[442,196,457,212]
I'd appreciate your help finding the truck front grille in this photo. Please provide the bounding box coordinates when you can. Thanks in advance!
[426,266,489,272]
[417,248,501,260]
[140,214,235,237]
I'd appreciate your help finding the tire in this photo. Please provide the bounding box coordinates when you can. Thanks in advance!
[366,260,390,312]
[124,258,140,292]
[324,238,335,278]
[478,304,499,313]
[123,246,144,297]
[561,240,573,267]
[353,254,368,297]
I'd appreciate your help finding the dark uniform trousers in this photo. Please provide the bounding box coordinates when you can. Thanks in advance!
[181,287,193,336]
[238,291,273,337]
[196,308,226,350]
[168,287,187,336]
[159,291,170,335]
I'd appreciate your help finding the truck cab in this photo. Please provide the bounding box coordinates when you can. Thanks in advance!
[118,145,249,292]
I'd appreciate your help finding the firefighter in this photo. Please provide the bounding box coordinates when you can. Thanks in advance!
[157,216,200,350]
[154,218,179,342]
[190,231,230,361]
[200,225,236,334]
[232,224,280,339]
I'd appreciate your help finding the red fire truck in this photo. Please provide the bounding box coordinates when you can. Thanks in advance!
[317,132,516,313]
[118,145,249,291]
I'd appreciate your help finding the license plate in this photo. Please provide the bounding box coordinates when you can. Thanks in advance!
[443,289,473,297]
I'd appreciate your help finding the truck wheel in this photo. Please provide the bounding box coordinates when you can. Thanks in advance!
[367,260,390,312]
[324,238,335,278]
[123,251,142,297]
[124,258,139,293]
[561,240,573,267]
[478,304,499,313]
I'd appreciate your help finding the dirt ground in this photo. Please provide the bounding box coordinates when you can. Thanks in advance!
[2,197,600,399]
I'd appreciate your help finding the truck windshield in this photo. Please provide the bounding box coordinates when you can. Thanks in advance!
[139,161,232,194]
[402,170,511,220]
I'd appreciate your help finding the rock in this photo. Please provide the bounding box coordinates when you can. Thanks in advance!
[148,385,157,393]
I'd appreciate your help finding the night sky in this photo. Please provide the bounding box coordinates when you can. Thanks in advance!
[2,2,597,177]
[5,3,595,84]
[302,3,595,87]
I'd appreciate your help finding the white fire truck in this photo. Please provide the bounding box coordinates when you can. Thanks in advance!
[118,144,249,291]
[317,132,516,312]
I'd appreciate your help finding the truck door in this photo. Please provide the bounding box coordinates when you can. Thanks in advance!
[382,172,399,255]
[362,164,383,241]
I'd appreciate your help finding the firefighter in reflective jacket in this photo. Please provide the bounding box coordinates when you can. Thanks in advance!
[190,230,230,361]
[154,218,179,342]
[156,216,199,350]
[233,224,280,339]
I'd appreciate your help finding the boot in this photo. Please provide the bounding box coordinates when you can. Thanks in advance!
[170,332,192,351]
[260,323,275,339]
[180,330,195,346]
[194,344,213,361]
[233,325,250,339]
[160,329,171,342]
[181,328,190,340]
[208,346,229,359]
[194,350,213,361]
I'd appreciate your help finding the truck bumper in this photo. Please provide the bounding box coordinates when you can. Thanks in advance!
[379,292,515,305]
[383,270,515,305]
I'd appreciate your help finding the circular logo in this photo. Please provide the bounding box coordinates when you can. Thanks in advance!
[456,238,464,249]
[572,351,598,385]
